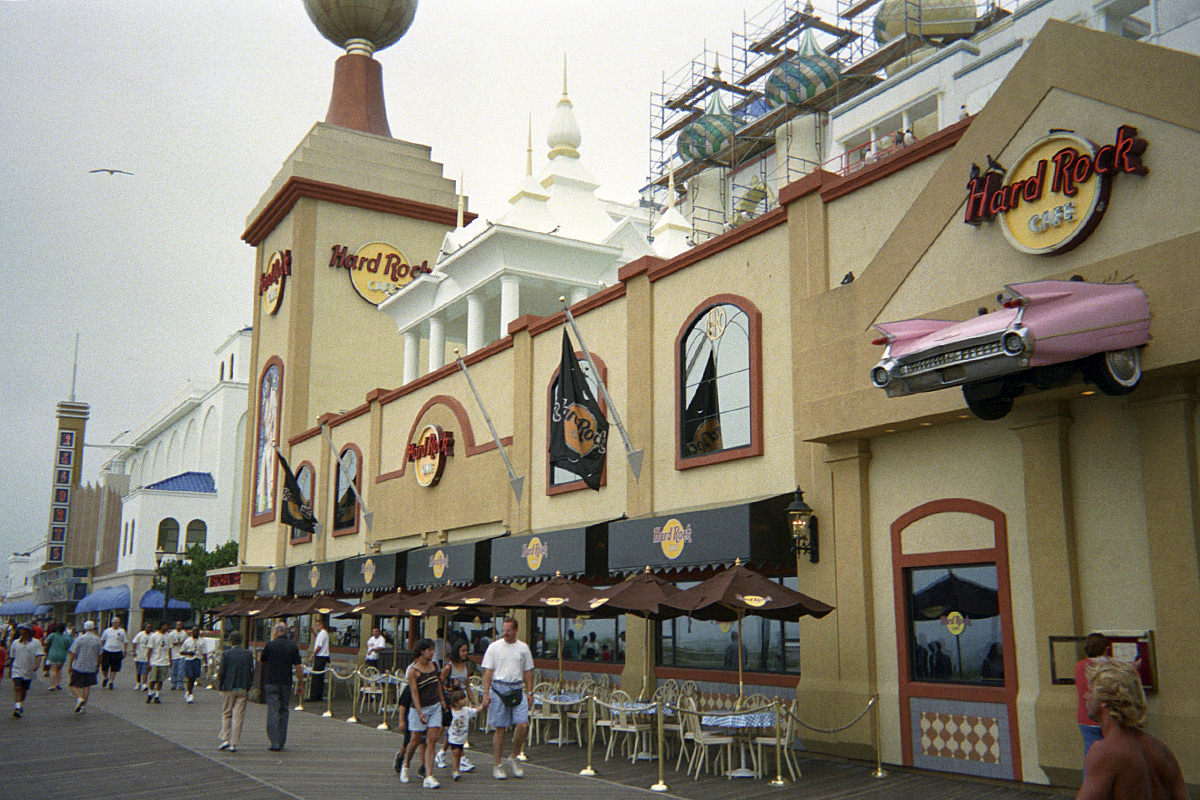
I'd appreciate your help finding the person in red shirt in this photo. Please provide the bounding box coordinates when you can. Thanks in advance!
[1074,632,1109,761]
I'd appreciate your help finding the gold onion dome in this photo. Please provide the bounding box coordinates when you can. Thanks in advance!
[873,0,977,44]
[676,66,738,162]
[764,28,840,108]
[302,0,418,56]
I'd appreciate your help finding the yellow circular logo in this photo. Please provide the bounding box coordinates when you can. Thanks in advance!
[309,565,320,588]
[522,537,548,571]
[462,597,484,605]
[1000,134,1103,255]
[409,424,452,488]
[573,616,586,631]
[738,594,769,608]
[331,241,430,306]
[260,250,290,315]
[588,597,609,610]
[654,518,692,560]
[361,557,376,585]
[542,597,567,607]
[718,621,732,633]
[946,611,966,636]
[430,549,448,580]
[267,571,277,592]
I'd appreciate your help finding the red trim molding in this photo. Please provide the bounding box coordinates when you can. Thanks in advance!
[674,294,764,471]
[242,176,476,246]
[376,394,511,483]
[647,207,786,284]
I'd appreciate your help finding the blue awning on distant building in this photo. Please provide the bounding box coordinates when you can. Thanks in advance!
[0,599,39,616]
[138,590,191,610]
[144,471,216,493]
[74,585,131,613]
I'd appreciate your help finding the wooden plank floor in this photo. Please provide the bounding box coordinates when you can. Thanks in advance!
[1,676,1071,800]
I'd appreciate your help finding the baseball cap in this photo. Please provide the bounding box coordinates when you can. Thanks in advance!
[83,620,96,630]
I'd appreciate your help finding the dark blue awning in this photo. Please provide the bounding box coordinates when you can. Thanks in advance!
[0,599,39,616]
[74,585,131,613]
[138,590,191,611]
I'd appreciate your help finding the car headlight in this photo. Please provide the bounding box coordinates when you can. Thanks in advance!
[871,366,891,388]
[1002,331,1025,356]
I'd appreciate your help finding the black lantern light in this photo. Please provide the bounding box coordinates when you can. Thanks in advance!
[786,487,819,564]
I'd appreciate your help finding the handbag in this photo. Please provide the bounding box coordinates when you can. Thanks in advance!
[494,685,524,708]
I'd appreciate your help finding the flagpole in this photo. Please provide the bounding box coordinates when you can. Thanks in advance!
[559,298,643,480]
[318,424,374,531]
[453,349,524,501]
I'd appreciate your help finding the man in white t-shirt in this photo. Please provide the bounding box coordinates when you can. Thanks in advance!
[99,617,128,689]
[9,626,44,718]
[365,627,386,668]
[307,619,330,701]
[146,621,172,703]
[480,617,534,780]
[166,621,189,690]
[131,622,153,691]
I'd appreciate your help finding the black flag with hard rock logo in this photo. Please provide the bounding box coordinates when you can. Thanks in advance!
[549,330,609,490]
[682,351,722,456]
[277,450,317,533]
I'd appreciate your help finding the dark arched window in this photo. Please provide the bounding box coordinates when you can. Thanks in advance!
[290,463,315,544]
[185,520,207,550]
[676,296,762,468]
[333,445,361,534]
[157,518,180,554]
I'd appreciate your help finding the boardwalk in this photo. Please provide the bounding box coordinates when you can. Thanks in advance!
[0,677,1071,800]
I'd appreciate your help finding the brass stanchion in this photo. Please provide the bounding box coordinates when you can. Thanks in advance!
[294,671,305,711]
[322,670,334,717]
[650,698,668,792]
[579,692,597,776]
[376,676,390,730]
[769,698,786,786]
[870,694,887,778]
[347,671,359,723]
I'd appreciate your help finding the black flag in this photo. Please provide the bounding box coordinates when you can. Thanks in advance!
[549,330,609,490]
[277,450,317,533]
[682,351,722,456]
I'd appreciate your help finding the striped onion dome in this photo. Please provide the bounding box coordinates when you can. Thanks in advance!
[764,28,840,108]
[873,0,977,44]
[676,69,738,162]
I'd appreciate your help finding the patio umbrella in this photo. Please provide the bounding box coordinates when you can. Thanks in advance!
[565,567,684,699]
[662,561,834,698]
[911,570,998,675]
[507,572,598,688]
[353,590,411,616]
[213,597,258,617]
[441,578,522,644]
[285,594,356,616]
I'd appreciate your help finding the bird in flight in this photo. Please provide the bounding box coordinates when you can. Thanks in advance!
[89,168,133,176]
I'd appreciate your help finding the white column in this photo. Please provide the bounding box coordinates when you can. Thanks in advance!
[466,293,485,354]
[428,317,445,372]
[570,286,589,306]
[403,331,419,383]
[500,276,520,339]
[868,126,878,158]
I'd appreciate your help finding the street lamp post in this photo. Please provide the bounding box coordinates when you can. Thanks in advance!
[154,549,190,624]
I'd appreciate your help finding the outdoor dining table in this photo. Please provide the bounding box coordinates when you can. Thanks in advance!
[534,691,584,746]
[700,710,776,778]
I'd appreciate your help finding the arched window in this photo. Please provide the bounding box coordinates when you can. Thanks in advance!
[333,445,361,535]
[185,520,207,550]
[252,358,283,524]
[290,463,315,544]
[157,518,180,554]
[676,296,763,469]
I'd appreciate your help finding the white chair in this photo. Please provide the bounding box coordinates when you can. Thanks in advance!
[605,689,653,763]
[752,698,800,781]
[528,681,558,745]
[682,695,734,779]
[358,667,385,713]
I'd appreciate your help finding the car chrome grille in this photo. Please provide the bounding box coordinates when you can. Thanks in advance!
[900,341,1003,376]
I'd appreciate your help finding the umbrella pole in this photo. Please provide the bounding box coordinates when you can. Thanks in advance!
[737,610,745,706]
[557,611,564,691]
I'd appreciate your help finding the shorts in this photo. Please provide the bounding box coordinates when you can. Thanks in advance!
[148,664,170,684]
[135,660,149,677]
[407,706,443,733]
[12,677,32,691]
[183,659,202,679]
[487,682,529,729]
[70,670,98,688]
[101,651,124,672]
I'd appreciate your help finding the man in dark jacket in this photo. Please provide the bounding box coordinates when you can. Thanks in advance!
[260,622,302,751]
[217,631,253,753]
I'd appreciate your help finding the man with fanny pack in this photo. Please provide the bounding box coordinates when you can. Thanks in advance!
[480,617,534,780]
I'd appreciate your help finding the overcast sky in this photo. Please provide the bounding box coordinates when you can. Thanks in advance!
[0,0,805,577]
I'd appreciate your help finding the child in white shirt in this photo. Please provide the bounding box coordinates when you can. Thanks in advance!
[445,690,480,780]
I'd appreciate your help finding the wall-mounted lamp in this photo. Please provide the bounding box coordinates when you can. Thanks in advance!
[786,487,819,564]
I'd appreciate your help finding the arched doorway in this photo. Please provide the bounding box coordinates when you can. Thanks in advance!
[891,498,1020,779]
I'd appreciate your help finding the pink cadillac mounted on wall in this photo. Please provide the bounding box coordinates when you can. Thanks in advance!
[870,279,1151,419]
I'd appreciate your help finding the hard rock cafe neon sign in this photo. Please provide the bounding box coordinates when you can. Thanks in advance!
[259,250,291,315]
[964,125,1148,255]
[329,242,432,306]
[407,424,454,488]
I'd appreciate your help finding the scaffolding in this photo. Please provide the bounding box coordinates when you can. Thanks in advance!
[647,0,1012,243]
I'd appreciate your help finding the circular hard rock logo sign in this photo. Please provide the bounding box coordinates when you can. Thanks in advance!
[522,537,548,572]
[653,518,693,560]
[328,242,432,306]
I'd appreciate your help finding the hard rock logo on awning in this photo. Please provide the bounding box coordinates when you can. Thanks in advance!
[963,125,1147,255]
[429,549,449,580]
[329,242,432,306]
[309,565,320,588]
[522,537,548,571]
[654,518,693,560]
[361,558,376,585]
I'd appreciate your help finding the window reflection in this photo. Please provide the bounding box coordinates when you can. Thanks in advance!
[334,448,358,531]
[680,304,751,457]
[532,604,625,664]
[905,564,1003,686]
[290,465,313,542]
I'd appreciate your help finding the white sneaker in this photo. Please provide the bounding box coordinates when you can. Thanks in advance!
[422,776,440,789]
[186,693,194,703]
[400,766,410,783]
[435,750,447,769]
[492,764,507,780]
[459,755,475,772]
[507,756,524,778]
[452,772,461,782]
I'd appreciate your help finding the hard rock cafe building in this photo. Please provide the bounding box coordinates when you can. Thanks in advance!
[220,12,1199,792]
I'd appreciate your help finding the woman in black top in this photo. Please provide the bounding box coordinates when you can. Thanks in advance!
[400,638,445,788]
